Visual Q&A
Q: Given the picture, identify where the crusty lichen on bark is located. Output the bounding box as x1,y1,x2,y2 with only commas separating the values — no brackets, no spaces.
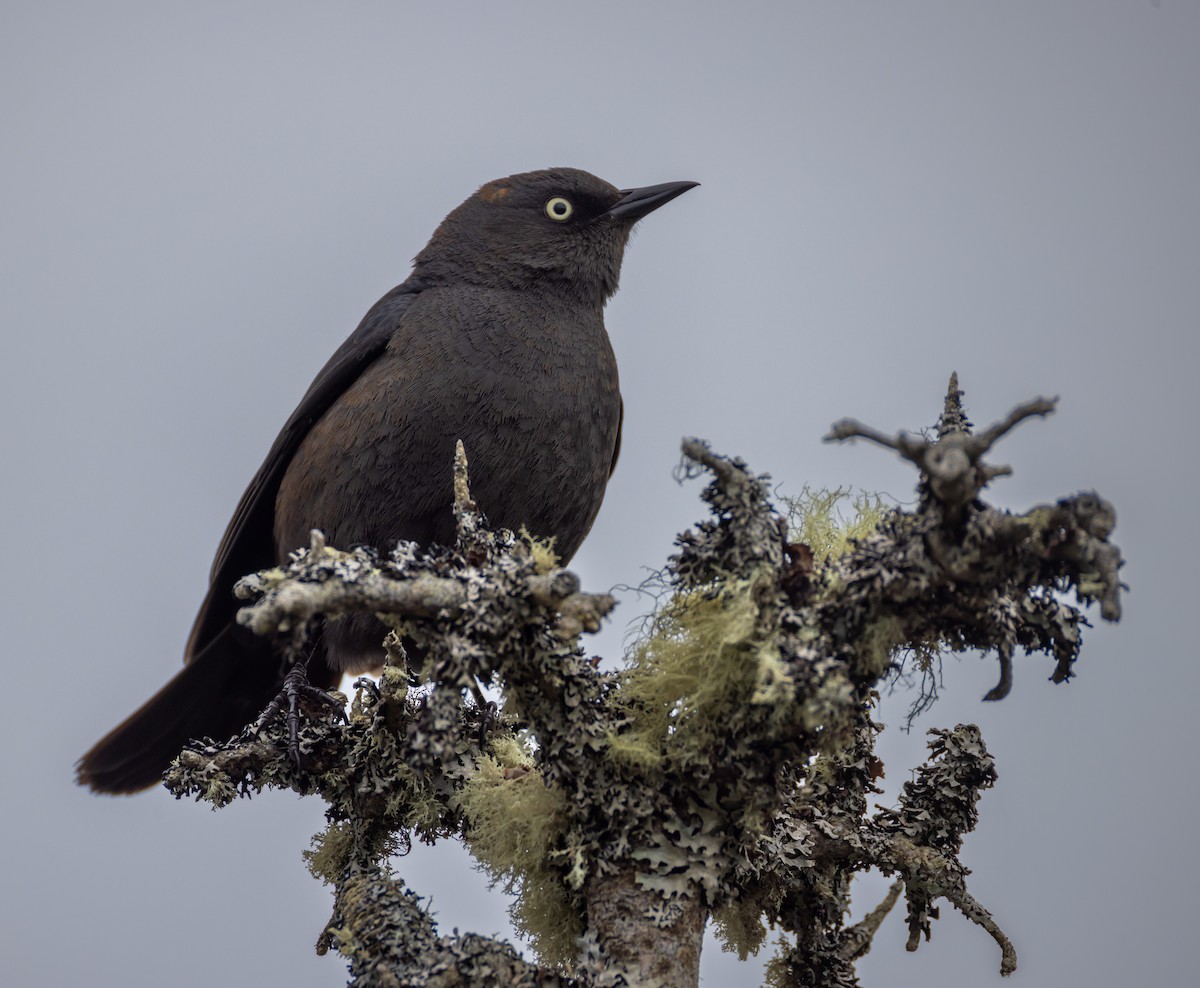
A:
164,376,1122,987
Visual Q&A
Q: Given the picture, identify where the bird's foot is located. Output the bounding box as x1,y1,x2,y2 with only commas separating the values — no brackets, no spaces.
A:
476,699,499,750
254,660,347,770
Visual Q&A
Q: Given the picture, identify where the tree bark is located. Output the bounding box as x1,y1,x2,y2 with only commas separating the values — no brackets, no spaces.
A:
587,868,706,987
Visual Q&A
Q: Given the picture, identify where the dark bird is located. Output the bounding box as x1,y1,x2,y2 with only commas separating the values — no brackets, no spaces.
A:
77,168,696,794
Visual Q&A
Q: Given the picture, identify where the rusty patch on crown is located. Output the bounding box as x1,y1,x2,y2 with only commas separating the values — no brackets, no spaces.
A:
479,180,511,204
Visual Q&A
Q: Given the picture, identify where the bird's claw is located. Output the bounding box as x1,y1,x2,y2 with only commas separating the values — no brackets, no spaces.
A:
476,699,498,750
353,675,380,697
255,660,347,770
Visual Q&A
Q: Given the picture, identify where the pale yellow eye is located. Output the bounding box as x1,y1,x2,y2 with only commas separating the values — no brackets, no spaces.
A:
545,196,573,221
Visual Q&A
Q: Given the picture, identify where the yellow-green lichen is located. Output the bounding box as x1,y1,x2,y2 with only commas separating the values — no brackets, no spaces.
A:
782,487,889,563
854,614,907,679
712,898,770,960
457,736,580,966
609,488,891,772
304,820,407,886
518,527,560,574
305,821,358,885
609,569,786,770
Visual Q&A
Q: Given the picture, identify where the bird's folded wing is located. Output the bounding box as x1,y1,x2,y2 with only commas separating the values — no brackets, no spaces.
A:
183,280,426,663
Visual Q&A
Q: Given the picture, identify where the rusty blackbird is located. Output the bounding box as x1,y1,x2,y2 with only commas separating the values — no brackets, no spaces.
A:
77,167,696,793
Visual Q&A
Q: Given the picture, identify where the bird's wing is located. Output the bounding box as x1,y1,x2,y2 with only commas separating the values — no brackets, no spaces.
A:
184,280,425,662
609,396,624,478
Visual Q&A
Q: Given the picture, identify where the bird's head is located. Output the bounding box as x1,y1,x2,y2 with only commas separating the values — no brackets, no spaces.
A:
414,167,697,306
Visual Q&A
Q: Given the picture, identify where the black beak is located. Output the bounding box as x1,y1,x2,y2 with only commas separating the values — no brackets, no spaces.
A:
604,180,699,222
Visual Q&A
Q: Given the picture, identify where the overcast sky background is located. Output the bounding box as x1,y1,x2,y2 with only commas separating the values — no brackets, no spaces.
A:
3,2,1197,986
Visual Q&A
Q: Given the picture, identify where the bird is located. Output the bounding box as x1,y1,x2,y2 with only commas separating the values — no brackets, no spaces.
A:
77,167,697,794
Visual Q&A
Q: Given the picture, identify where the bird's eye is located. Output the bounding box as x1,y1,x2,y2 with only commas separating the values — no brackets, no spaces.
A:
545,196,574,222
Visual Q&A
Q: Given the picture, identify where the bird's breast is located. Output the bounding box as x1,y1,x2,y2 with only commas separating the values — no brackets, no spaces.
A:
274,285,622,566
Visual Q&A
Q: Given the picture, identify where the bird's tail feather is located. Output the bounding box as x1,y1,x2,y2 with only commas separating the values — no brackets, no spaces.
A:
75,627,283,794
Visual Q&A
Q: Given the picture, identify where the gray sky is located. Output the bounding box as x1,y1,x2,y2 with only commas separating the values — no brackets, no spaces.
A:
3,2,1197,985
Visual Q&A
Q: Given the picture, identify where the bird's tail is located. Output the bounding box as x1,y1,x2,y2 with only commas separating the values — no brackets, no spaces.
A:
76,627,285,794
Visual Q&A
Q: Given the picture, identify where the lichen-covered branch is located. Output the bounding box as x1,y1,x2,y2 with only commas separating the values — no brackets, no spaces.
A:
164,377,1122,987
235,533,613,646
839,881,903,963
321,868,582,988
825,373,1056,517
867,725,1015,976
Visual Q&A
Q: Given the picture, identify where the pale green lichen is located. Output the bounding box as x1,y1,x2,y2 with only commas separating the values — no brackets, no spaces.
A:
518,526,561,574
855,614,907,679
763,934,797,988
712,898,771,960
304,823,352,885
782,487,889,564
457,735,580,967
608,569,785,770
610,488,888,772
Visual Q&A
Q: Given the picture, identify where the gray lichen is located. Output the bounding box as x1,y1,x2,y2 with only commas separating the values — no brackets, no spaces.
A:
164,380,1123,987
